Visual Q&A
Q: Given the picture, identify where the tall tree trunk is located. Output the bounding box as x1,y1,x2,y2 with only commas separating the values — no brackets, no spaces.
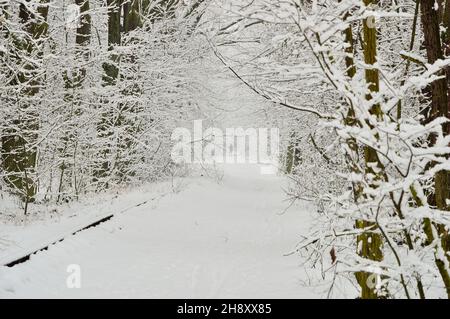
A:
103,0,121,85
124,0,142,33
75,0,91,80
58,0,92,202
355,0,384,299
420,0,450,298
437,1,450,212
1,0,49,209
96,0,122,184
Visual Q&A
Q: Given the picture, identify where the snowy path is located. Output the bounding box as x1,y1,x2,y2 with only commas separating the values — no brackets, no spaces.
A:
0,164,317,298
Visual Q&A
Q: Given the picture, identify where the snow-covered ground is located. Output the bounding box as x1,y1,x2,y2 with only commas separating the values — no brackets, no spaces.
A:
0,54,326,299
0,163,319,298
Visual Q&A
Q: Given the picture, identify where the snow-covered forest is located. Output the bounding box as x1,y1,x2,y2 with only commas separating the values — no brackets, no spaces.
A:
0,0,450,299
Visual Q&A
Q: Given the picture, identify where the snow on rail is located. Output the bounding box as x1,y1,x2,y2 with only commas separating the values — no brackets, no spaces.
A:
0,193,165,268
1,213,114,268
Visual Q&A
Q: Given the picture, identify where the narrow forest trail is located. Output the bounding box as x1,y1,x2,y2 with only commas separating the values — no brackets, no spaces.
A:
0,164,318,298
0,56,322,299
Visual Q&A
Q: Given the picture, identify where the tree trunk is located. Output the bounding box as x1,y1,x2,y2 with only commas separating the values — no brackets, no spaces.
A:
103,0,121,85
420,0,450,298
124,0,142,33
1,0,49,208
354,0,384,299
437,0,450,214
75,0,91,78
57,0,92,202
96,0,122,184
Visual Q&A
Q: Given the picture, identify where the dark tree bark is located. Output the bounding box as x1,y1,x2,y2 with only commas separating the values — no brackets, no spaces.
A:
57,0,92,202
1,0,49,209
75,0,91,47
103,0,121,85
64,0,91,88
354,0,384,300
420,0,450,298
96,0,122,184
124,0,142,33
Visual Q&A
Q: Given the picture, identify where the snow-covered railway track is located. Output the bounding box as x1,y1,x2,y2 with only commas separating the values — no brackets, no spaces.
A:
3,214,114,268
1,193,165,268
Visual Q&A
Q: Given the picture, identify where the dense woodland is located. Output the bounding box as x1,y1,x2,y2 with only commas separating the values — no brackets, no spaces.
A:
1,0,450,298
0,0,207,208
